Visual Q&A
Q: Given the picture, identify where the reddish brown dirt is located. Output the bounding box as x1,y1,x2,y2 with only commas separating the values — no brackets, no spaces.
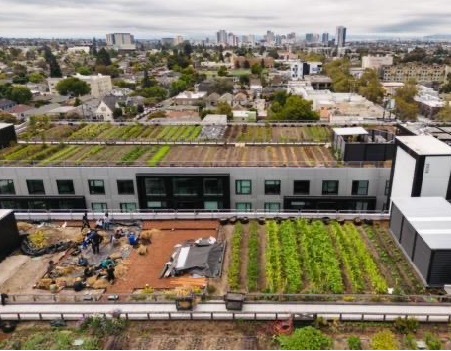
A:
106,220,219,293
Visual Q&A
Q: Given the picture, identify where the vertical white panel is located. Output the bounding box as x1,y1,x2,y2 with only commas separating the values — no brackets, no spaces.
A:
391,147,416,199
421,156,451,197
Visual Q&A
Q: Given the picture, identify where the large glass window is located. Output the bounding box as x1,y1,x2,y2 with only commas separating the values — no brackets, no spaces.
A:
294,180,310,195
145,178,166,196
173,178,198,196
265,180,281,195
204,201,221,210
88,180,105,195
264,202,281,212
56,180,75,195
92,202,107,212
203,178,223,195
120,203,137,212
27,179,45,195
147,201,166,209
236,202,252,212
236,180,252,195
322,180,338,195
0,179,15,195
117,180,134,195
352,180,369,196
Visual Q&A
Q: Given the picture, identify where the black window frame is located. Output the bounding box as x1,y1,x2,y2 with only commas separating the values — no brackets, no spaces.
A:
352,180,369,196
322,180,339,195
236,202,252,211
117,179,135,195
293,180,310,195
236,179,252,195
27,179,45,195
145,178,166,196
0,179,15,195
91,202,108,212
88,179,105,195
203,178,223,196
56,179,75,195
265,180,281,195
264,202,281,212
120,202,137,212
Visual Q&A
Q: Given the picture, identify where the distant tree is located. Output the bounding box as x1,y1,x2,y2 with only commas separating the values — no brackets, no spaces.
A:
137,104,144,113
267,49,279,59
28,72,45,83
8,86,33,104
91,37,97,56
74,97,81,107
215,101,233,120
141,69,151,88
259,46,266,55
77,66,92,76
251,63,263,75
183,42,193,58
394,81,419,121
239,74,250,86
96,48,112,66
270,95,319,121
358,69,384,104
436,101,451,122
217,66,228,77
55,77,91,97
243,60,250,69
43,46,62,77
113,108,123,119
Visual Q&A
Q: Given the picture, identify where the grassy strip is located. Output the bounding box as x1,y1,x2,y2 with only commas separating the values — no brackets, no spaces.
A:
75,145,105,164
228,222,243,291
148,146,171,166
247,222,260,292
39,145,80,165
120,146,149,164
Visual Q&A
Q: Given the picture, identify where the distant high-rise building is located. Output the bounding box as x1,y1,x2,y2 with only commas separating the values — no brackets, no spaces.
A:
321,33,329,45
266,30,275,44
305,33,314,43
106,33,136,50
287,32,296,40
174,36,184,46
216,30,227,45
336,26,347,47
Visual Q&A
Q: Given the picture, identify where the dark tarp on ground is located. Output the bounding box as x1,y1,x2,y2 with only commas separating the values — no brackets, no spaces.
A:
171,242,224,278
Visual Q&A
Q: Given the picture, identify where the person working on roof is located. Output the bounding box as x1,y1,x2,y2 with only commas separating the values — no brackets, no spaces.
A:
81,211,90,232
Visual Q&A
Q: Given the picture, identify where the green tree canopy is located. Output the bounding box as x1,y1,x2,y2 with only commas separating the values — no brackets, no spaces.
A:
270,95,319,121
278,327,333,350
55,77,91,97
95,48,112,66
28,72,46,84
370,330,400,350
217,66,228,77
394,81,419,121
251,63,263,75
436,101,451,121
43,46,62,78
358,69,384,104
8,86,33,104
215,101,233,120
77,66,93,76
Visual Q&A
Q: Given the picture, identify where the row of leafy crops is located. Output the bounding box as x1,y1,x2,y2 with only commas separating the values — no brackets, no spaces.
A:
148,146,171,166
229,220,390,294
228,222,243,291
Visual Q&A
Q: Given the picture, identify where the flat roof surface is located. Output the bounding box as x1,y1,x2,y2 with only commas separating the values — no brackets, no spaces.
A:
396,135,451,155
0,209,12,220
392,197,451,249
333,127,368,136
0,122,13,129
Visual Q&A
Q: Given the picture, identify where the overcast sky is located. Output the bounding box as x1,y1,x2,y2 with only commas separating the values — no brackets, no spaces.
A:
0,0,450,38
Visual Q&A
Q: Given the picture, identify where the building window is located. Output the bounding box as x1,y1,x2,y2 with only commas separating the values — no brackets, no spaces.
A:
0,179,15,195
145,178,166,196
88,180,105,195
92,202,107,212
27,179,45,195
265,180,281,195
204,201,221,210
294,180,310,195
352,180,369,196
117,180,134,195
56,180,75,195
264,202,281,212
384,180,390,196
236,180,251,195
236,202,252,212
204,178,223,195
147,201,166,209
355,201,369,211
173,178,198,196
322,180,338,195
120,202,137,212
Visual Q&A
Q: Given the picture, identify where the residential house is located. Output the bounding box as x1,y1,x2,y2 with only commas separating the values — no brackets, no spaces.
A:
0,99,17,112
232,110,257,122
173,91,206,106
48,73,113,98
232,92,249,107
218,93,233,106
8,104,33,120
95,95,120,121
205,92,220,108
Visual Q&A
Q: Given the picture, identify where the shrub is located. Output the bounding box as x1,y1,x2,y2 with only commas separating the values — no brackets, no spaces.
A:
425,333,442,350
347,336,362,350
393,317,419,334
404,334,418,350
370,330,400,350
278,326,333,350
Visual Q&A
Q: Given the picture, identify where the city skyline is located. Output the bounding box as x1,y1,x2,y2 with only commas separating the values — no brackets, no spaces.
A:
0,0,450,39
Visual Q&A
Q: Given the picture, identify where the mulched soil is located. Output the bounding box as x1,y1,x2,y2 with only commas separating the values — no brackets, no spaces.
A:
106,220,219,293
